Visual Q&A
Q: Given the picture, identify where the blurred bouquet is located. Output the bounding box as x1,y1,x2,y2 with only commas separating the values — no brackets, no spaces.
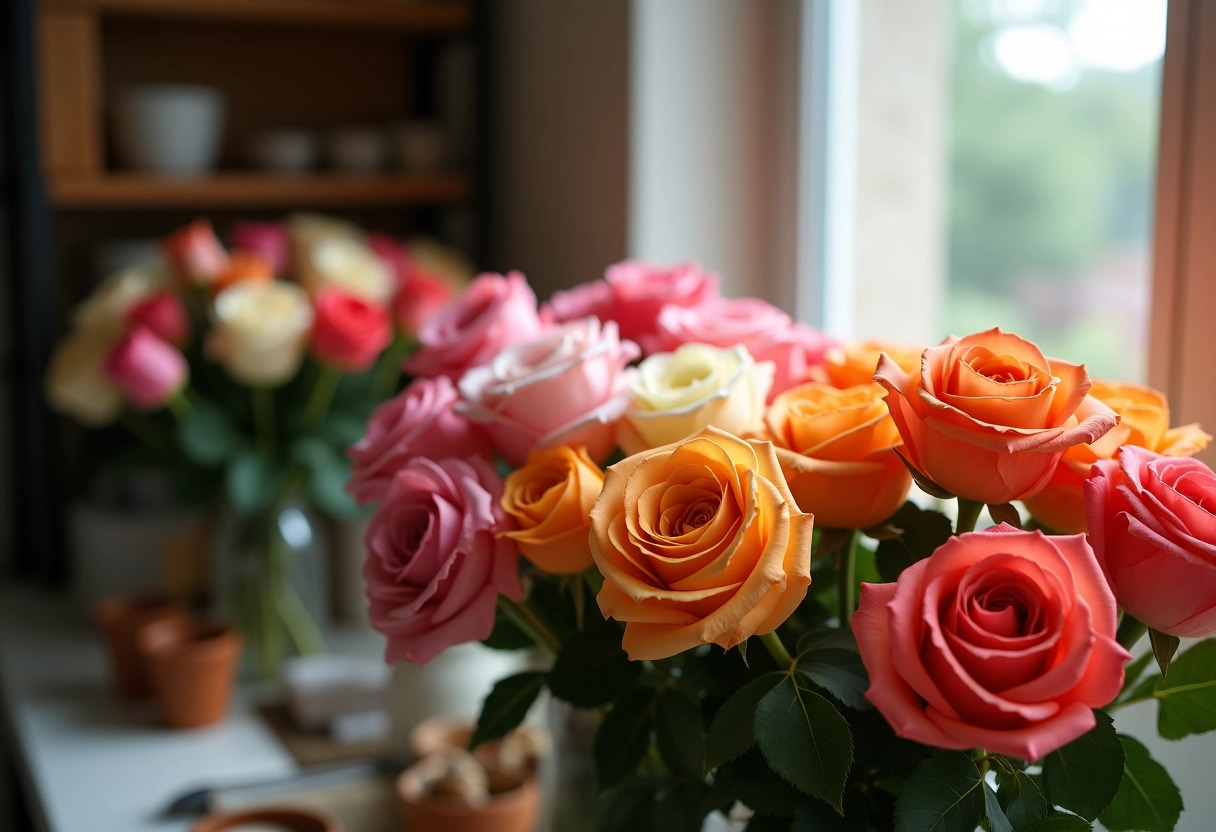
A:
46,215,465,676
352,263,1216,832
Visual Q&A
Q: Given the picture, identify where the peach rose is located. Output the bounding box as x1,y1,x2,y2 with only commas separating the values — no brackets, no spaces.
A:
766,382,912,529
873,329,1118,505
501,445,604,575
618,344,774,455
591,426,813,660
1024,380,1211,533
854,525,1129,760
817,340,922,389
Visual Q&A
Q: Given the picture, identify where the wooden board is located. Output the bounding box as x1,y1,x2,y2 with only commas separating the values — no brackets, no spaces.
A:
37,8,103,176
41,0,473,31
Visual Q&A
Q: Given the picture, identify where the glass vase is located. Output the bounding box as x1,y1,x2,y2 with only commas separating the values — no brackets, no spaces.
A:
212,499,329,679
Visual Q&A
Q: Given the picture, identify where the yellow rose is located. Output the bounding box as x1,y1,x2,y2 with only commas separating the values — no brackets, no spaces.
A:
1024,379,1212,533
617,344,773,455
45,325,124,426
591,426,813,660
501,445,604,574
766,382,912,529
207,281,314,387
299,237,394,306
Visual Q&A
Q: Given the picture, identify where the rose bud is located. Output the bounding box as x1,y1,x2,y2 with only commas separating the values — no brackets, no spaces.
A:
126,291,190,346
104,327,189,410
311,287,392,372
162,219,228,286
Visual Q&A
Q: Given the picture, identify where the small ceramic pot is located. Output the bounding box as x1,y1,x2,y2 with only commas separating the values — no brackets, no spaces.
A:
397,767,540,832
190,806,342,832
93,593,189,700
327,126,388,173
137,617,242,729
391,121,447,173
247,128,320,174
112,84,226,176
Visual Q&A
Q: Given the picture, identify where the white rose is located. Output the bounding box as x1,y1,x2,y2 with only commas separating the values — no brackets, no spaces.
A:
299,238,394,306
73,265,168,337
45,325,124,426
207,281,314,387
617,343,774,454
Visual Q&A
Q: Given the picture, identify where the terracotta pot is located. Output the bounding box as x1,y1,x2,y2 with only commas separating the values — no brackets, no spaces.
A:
190,806,342,832
397,767,540,832
93,593,189,699
137,617,243,729
409,716,474,759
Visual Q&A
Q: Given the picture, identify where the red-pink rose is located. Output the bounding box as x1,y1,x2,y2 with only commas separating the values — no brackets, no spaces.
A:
457,317,640,466
406,271,544,380
162,220,228,286
104,328,188,410
126,291,190,347
854,525,1129,760
394,264,456,337
347,375,492,505
363,456,522,665
230,222,291,275
311,288,392,372
652,297,836,400
543,262,720,353
1085,446,1216,637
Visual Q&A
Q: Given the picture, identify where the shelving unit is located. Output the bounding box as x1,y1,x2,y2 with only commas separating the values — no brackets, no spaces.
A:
42,0,473,30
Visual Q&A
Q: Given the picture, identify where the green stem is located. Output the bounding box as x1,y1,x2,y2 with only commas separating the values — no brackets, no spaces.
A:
370,332,413,399
120,410,168,450
956,497,984,535
972,748,990,777
164,390,193,419
582,567,605,597
836,531,858,629
497,596,563,655
759,630,795,671
268,520,325,656
303,365,342,429
252,387,277,456
1116,614,1148,651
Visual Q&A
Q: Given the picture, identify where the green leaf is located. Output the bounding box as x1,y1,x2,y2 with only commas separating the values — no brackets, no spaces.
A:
548,631,641,708
800,648,871,710
291,437,359,519
1015,815,1093,831
994,763,1048,827
649,779,708,832
984,782,1015,832
893,752,985,832
480,611,535,651
469,671,546,749
178,400,243,465
1042,710,1123,820
226,449,285,514
713,749,806,817
593,688,655,792
705,672,785,772
1142,639,1216,739
1099,734,1183,832
654,688,705,776
753,672,853,813
1149,629,1182,681
874,502,953,582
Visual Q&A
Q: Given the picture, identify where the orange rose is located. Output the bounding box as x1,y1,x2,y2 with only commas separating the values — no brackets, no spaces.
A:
500,445,604,574
590,426,813,660
766,382,912,529
1024,380,1211,532
211,251,273,296
873,328,1118,505
817,340,922,389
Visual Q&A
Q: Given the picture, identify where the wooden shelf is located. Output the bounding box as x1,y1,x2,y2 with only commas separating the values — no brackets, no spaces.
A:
40,0,473,31
49,171,474,208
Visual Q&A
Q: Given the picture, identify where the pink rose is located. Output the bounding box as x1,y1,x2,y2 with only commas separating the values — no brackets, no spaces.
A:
230,222,291,275
405,271,544,381
363,456,523,665
543,262,720,353
457,317,640,466
652,297,836,399
854,525,1129,761
394,264,456,337
1085,446,1216,637
347,376,492,505
104,328,188,410
126,291,190,347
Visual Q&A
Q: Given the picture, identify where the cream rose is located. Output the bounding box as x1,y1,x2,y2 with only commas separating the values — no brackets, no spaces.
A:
617,344,774,455
207,281,314,387
300,237,395,306
73,266,168,338
45,325,124,425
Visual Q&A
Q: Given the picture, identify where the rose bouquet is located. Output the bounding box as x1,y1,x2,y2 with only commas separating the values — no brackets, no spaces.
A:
46,216,460,676
350,262,1216,832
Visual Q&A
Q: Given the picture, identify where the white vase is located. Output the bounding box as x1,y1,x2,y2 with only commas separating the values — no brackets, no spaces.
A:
112,84,226,176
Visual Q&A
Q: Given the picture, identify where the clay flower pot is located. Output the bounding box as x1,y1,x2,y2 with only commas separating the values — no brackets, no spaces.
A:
409,716,474,759
190,806,341,832
137,618,243,729
93,593,188,699
397,767,540,832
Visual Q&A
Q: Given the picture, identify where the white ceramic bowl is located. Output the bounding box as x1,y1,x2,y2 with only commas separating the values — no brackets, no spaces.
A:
327,126,388,173
112,84,226,176
392,120,448,173
247,128,320,174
